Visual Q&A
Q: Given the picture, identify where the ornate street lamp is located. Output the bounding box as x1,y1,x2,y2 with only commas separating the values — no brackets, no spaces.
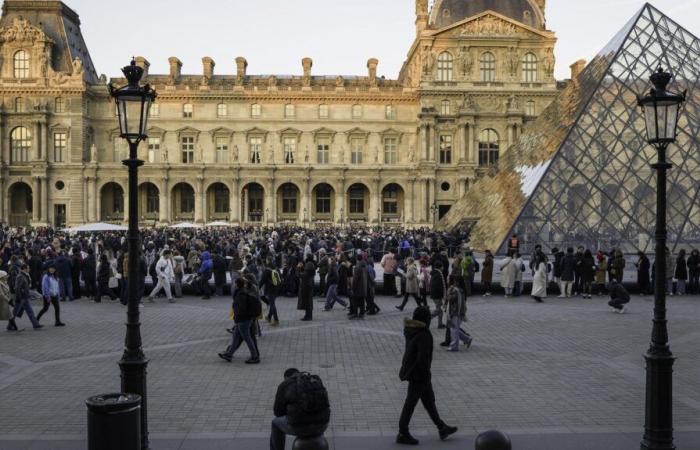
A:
637,67,685,450
109,59,157,450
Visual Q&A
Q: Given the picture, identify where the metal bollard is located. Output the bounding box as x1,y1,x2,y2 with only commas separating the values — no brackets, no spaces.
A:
475,430,512,450
292,435,330,450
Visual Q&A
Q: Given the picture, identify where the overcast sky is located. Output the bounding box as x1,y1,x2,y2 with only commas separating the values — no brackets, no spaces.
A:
28,0,700,80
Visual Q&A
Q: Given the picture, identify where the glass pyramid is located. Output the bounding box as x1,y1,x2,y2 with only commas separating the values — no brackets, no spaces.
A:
441,3,700,256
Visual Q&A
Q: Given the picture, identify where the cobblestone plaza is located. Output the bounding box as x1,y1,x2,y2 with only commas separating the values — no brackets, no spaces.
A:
1,293,699,449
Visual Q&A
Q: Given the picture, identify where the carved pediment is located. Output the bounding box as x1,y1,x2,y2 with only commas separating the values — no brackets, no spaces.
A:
380,128,404,143
147,126,167,137
245,127,269,141
278,127,302,142
176,126,201,139
0,17,52,44
311,127,337,142
210,126,234,136
345,127,370,143
433,11,551,39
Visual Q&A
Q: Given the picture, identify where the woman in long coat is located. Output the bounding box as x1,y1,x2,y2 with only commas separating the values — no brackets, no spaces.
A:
297,257,315,321
531,255,547,303
481,250,494,296
499,254,517,297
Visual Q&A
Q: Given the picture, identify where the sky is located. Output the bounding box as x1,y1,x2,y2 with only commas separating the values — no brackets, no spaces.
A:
15,0,700,80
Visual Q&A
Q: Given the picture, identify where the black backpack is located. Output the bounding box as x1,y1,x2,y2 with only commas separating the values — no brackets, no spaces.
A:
293,372,329,417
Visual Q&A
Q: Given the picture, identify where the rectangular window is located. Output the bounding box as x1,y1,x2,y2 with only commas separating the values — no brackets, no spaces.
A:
351,138,363,164
349,188,365,214
249,137,262,164
147,137,160,163
525,101,536,116
316,193,331,214
439,135,452,164
251,104,262,118
352,105,362,119
441,100,451,115
214,189,229,214
53,132,67,163
183,104,193,118
284,137,296,164
149,103,160,118
383,190,398,215
215,136,229,163
217,103,227,118
317,139,330,164
15,98,23,113
319,104,329,119
146,186,159,214
285,104,295,118
181,136,195,163
385,105,396,120
383,137,398,164
55,98,65,113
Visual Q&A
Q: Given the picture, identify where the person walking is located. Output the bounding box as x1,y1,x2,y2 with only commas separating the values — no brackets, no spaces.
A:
12,264,41,329
445,276,472,351
580,249,595,299
260,259,281,326
218,277,261,364
675,249,688,296
397,306,458,445
429,261,447,329
317,249,329,298
297,256,315,321
531,254,548,303
687,249,700,295
559,248,576,298
1,270,19,332
147,250,175,303
499,252,517,297
396,257,421,311
381,249,398,296
54,251,73,302
70,249,83,300
349,255,368,320
665,247,675,295
573,246,585,296
95,253,117,303
37,264,65,327
636,251,651,295
513,252,525,297
172,250,185,298
481,250,494,296
324,257,348,311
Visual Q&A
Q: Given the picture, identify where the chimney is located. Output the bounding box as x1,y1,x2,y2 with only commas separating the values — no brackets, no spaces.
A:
570,59,586,81
302,57,313,89
367,58,379,87
415,0,428,35
168,57,182,81
134,56,150,79
235,57,248,82
202,57,215,79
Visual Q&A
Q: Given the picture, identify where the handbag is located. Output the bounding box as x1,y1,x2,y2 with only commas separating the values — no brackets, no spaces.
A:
108,277,119,289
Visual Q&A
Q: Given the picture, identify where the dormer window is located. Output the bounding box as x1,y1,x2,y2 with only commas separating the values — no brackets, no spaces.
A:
13,50,30,79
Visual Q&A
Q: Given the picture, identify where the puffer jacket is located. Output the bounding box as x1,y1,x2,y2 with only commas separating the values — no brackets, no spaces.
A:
399,318,433,382
198,252,213,280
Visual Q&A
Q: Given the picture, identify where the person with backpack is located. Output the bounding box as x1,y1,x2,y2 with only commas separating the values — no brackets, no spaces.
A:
397,306,457,445
218,277,261,364
270,368,330,450
260,259,281,326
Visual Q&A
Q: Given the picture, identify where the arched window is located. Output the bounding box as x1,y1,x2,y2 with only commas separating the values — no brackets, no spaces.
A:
480,52,496,82
478,129,500,166
441,99,451,115
437,51,454,81
10,127,32,163
13,50,30,79
522,53,538,82
14,97,24,113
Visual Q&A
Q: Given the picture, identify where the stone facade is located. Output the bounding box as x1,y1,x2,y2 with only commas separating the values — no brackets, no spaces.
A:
0,0,560,228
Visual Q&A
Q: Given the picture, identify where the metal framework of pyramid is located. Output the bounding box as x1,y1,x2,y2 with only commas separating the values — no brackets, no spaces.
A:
441,3,700,256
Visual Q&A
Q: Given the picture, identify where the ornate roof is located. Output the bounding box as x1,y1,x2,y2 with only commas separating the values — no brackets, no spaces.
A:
430,0,545,30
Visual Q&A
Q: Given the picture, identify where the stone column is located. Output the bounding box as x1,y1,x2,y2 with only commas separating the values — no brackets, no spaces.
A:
460,123,468,162
0,174,4,223
41,176,48,224
195,176,204,223
420,124,428,161
368,178,380,224
41,122,49,163
335,179,345,224
159,178,169,224
32,176,40,223
33,122,41,161
88,177,97,222
406,178,415,224
468,124,476,163
301,178,310,225
507,124,514,148
230,178,240,223
122,182,129,224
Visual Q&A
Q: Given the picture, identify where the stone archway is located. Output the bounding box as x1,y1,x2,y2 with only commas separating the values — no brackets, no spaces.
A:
242,182,265,223
206,182,230,221
277,182,300,223
312,183,335,222
100,182,124,222
346,183,369,222
8,182,32,227
138,182,159,222
171,182,195,222
381,183,404,223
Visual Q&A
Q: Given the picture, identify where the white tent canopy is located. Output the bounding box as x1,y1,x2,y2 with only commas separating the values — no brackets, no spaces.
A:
169,222,202,229
205,221,232,227
63,222,128,233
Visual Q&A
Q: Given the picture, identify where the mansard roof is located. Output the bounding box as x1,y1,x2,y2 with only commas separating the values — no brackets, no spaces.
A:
430,0,545,30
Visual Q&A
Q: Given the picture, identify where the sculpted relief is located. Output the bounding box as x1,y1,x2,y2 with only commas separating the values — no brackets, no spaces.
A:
459,15,519,37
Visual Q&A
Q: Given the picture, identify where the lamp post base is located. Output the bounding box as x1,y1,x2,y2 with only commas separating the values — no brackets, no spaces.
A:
119,358,149,450
641,352,675,450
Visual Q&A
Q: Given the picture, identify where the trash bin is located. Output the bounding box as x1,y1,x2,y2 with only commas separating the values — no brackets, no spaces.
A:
86,393,141,450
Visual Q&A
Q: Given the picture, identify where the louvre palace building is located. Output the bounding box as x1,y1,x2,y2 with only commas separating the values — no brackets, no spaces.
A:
0,0,562,228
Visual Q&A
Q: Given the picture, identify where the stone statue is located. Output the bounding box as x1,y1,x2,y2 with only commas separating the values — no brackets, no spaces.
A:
375,147,380,164
507,47,518,77
304,146,309,163
232,145,239,162
422,50,435,76
544,48,555,77
335,75,344,87
268,146,275,163
268,75,277,88
462,94,476,111
72,57,84,76
197,145,204,163
507,94,520,110
459,47,473,77
408,146,415,163
163,147,169,163
90,144,97,163
39,51,48,77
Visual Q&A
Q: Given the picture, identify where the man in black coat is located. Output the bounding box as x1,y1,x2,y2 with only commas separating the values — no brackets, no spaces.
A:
13,264,41,329
608,280,631,313
270,368,330,450
397,306,457,445
212,251,227,297
82,249,96,299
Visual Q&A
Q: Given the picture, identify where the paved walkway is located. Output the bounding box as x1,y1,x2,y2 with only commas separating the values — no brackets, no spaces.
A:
1,292,699,449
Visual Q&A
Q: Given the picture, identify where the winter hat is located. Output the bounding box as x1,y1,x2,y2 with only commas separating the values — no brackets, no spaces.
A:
412,306,431,328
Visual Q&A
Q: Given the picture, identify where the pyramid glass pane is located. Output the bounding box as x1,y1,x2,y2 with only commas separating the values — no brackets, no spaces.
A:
441,5,700,256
